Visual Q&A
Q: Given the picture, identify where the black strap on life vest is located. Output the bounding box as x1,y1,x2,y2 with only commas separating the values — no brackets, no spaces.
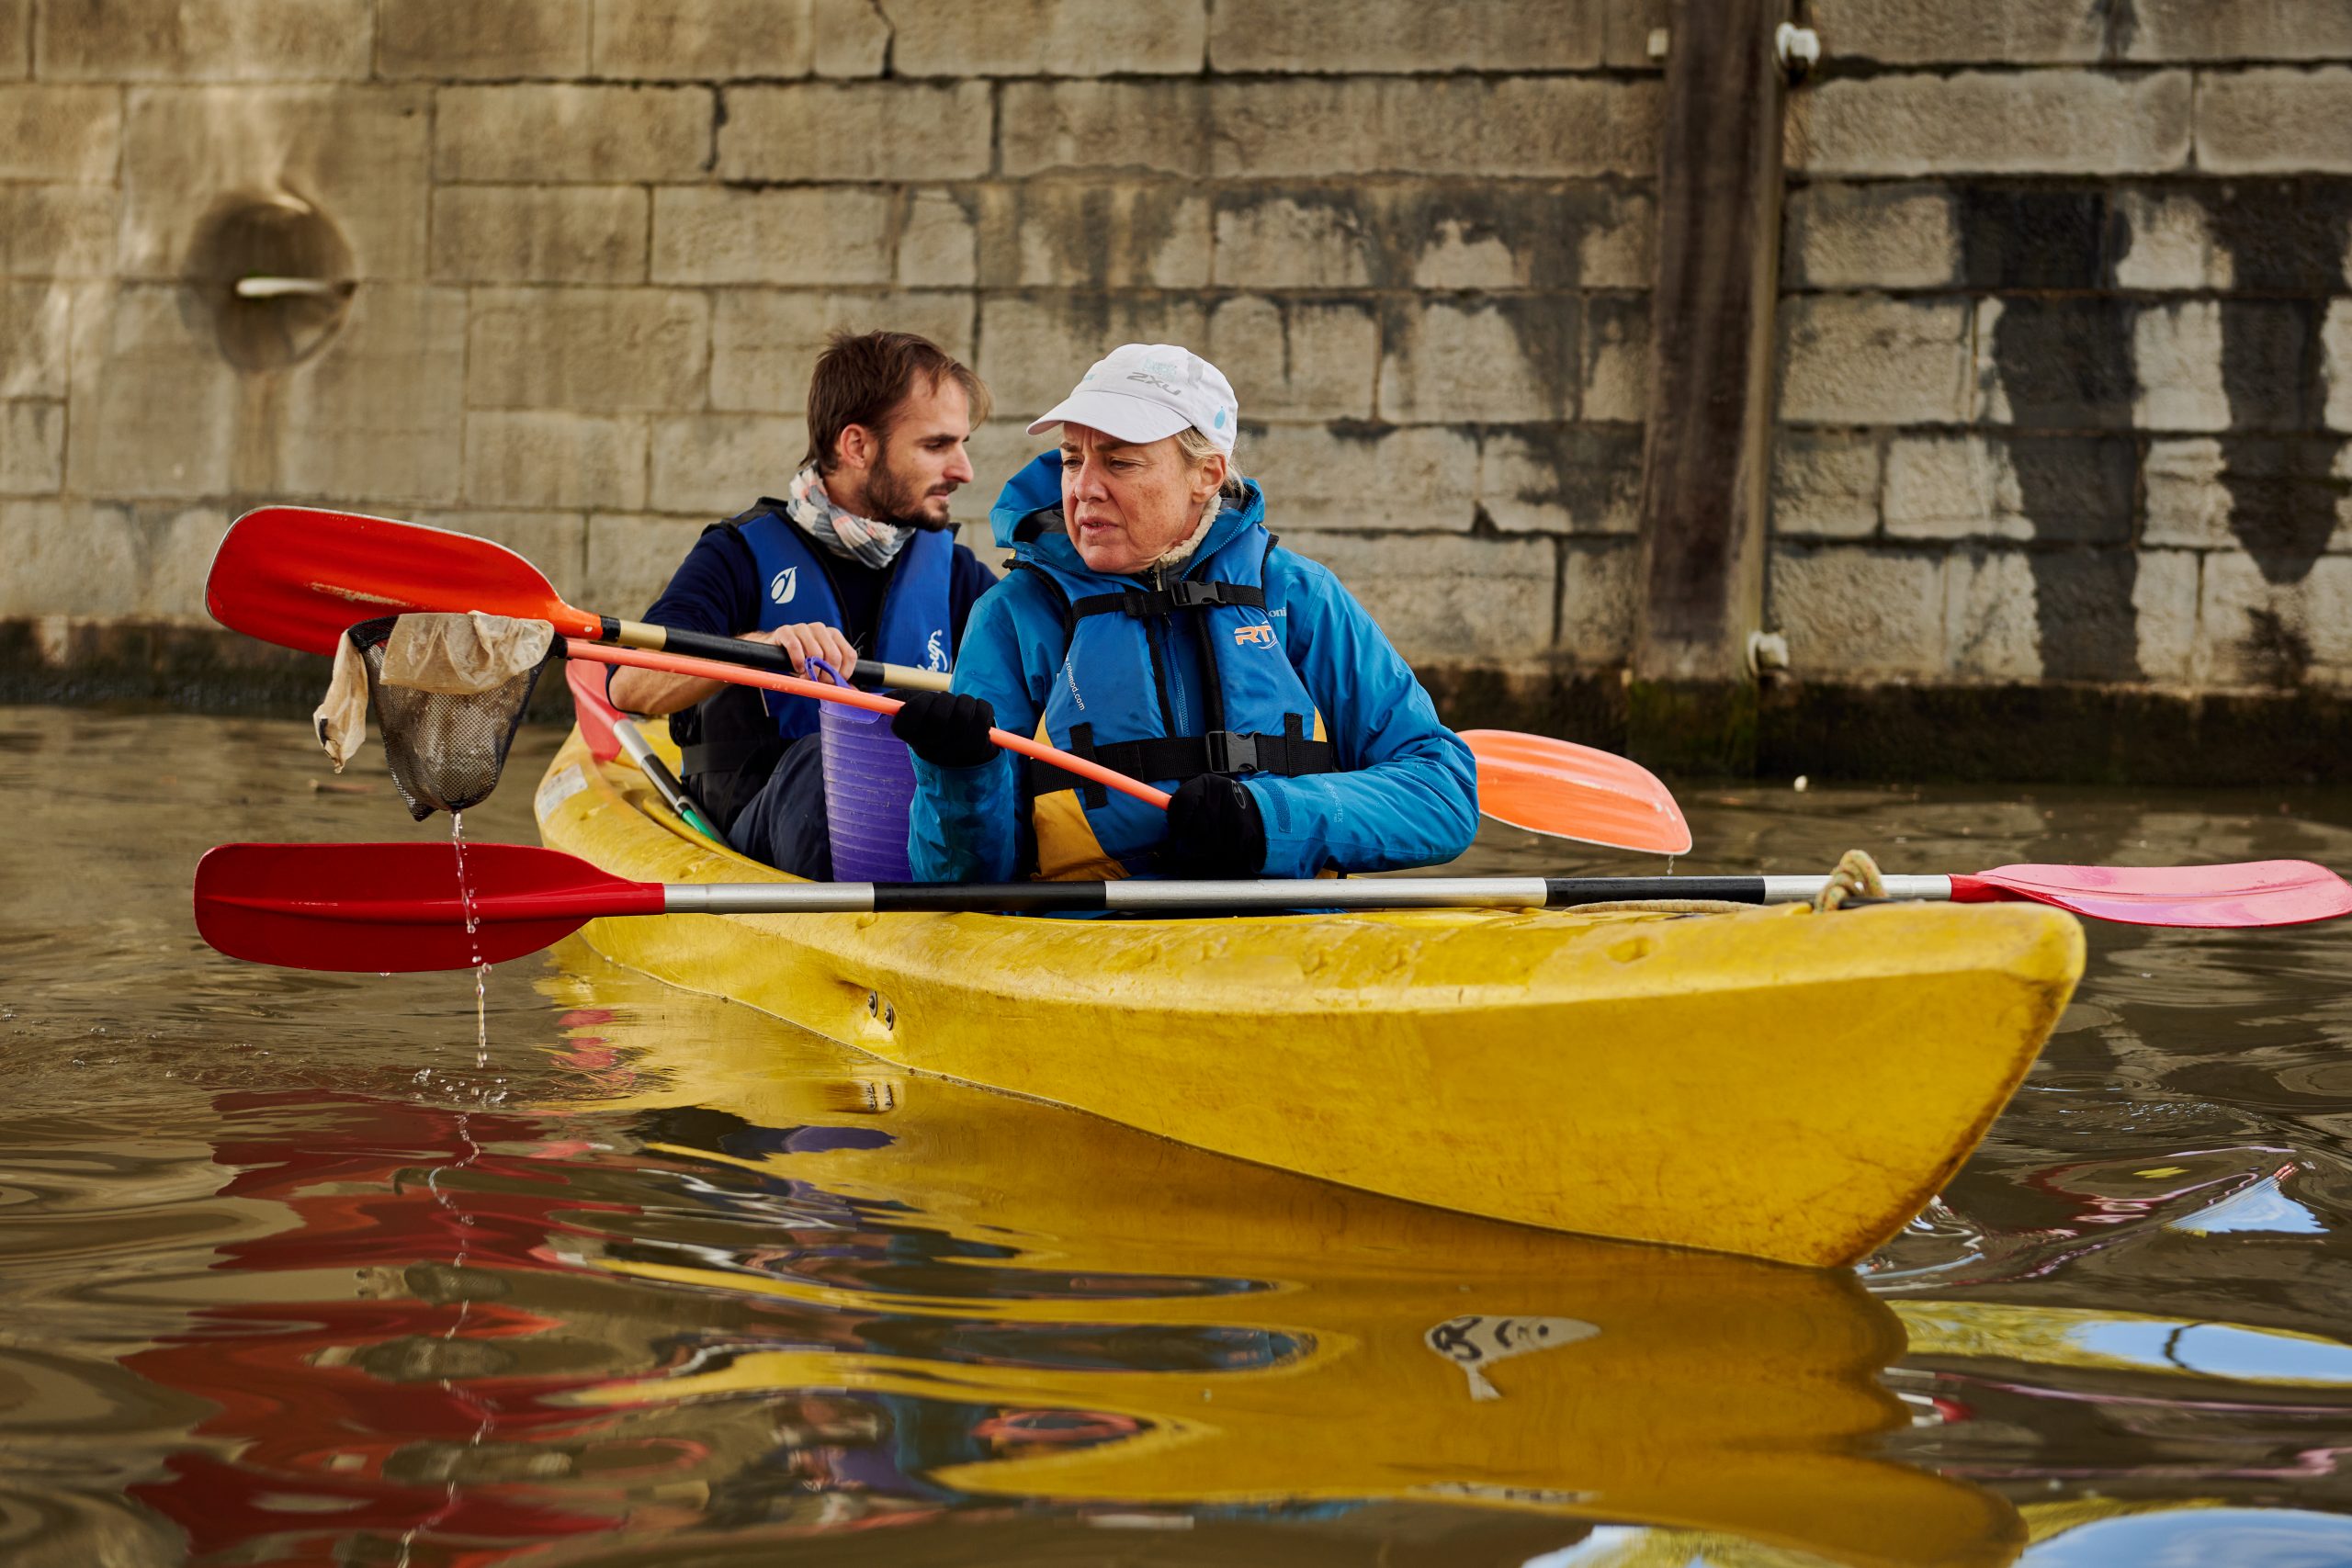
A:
1025,711,1335,807
1069,581,1266,620
1008,549,1328,805
681,733,788,778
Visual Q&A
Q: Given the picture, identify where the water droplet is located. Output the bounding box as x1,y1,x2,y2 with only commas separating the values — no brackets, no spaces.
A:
449,813,494,1066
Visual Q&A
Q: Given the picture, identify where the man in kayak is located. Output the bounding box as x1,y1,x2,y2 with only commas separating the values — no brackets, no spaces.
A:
889,344,1479,882
608,330,1000,875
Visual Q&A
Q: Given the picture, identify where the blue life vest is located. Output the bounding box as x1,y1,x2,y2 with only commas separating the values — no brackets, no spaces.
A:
736,508,956,742
1014,514,1334,881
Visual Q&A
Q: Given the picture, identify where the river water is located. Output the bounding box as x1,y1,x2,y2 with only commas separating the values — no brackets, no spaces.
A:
5,702,2351,1567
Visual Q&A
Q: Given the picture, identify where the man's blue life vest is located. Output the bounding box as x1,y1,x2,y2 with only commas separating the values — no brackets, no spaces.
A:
736,508,955,741
1012,513,1335,881
679,505,955,822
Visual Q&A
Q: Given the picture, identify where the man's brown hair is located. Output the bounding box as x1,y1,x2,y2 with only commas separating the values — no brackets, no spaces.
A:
803,330,990,475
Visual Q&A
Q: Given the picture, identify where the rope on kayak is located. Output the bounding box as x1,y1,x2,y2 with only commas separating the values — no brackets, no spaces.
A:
1810,848,1888,912
1575,850,1889,918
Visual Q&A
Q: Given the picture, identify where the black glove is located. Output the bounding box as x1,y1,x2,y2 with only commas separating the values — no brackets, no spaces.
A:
890,691,998,769
1163,774,1266,878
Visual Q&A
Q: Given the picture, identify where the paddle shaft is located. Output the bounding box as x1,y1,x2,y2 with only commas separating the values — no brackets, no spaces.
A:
597,615,949,693
569,640,1174,810
658,874,1963,914
609,717,730,848
261,873,1959,922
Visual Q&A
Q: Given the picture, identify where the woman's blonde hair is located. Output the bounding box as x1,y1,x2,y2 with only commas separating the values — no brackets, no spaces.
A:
1174,426,1245,528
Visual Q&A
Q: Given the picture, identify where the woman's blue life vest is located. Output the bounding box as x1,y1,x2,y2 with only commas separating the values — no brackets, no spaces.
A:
677,505,955,826
1007,484,1339,881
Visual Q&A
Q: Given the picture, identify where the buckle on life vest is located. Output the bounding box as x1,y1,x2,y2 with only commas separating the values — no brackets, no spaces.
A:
1166,579,1225,610
1204,730,1260,774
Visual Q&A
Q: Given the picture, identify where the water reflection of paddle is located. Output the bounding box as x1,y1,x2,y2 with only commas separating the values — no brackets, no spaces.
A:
533,951,2027,1568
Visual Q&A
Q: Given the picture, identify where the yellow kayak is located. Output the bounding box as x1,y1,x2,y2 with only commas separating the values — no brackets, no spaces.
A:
533,727,2084,1269
538,954,2027,1568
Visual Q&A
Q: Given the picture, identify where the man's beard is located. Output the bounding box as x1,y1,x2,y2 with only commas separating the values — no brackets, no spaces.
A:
860,446,954,530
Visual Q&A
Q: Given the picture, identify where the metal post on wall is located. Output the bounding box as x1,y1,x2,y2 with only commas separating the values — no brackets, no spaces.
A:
1629,0,1799,774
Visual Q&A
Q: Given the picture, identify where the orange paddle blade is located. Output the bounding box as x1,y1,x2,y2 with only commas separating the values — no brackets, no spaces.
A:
1461,730,1691,855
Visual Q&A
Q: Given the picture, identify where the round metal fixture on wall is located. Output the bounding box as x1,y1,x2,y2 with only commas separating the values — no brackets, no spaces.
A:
187,192,356,373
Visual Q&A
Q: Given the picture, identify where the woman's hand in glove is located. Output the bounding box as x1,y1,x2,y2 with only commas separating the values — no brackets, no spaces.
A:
1163,774,1266,878
889,691,999,769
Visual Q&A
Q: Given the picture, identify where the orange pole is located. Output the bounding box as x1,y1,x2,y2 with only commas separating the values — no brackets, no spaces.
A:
565,640,1173,810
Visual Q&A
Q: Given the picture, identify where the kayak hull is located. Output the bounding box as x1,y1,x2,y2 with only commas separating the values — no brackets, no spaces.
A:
534,731,2083,1268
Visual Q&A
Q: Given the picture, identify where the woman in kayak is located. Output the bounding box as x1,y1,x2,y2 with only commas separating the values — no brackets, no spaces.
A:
888,343,1479,882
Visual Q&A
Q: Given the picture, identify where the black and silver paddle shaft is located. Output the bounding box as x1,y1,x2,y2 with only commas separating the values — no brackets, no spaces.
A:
666,875,1958,916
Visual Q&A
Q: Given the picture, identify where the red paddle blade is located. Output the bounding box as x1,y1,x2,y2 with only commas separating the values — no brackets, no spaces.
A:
195,841,664,972
564,659,623,762
1460,730,1692,856
207,506,598,657
1953,861,2352,928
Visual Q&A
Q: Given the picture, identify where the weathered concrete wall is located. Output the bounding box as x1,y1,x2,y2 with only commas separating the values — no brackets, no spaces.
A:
1775,2,2352,695
9,1,2352,777
0,0,1665,689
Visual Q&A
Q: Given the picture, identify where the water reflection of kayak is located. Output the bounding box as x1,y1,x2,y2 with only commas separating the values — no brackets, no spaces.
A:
533,725,2083,1269
536,957,2027,1568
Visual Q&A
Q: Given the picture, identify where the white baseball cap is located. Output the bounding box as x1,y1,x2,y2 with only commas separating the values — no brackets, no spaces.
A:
1025,344,1238,456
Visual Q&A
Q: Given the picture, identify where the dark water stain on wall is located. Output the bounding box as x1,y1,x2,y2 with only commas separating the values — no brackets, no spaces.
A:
1955,186,2129,293
1208,181,1649,295
992,183,1205,290
2003,435,2137,543
1374,183,1639,293
2091,0,2138,60
1956,185,2143,680
1483,423,1644,531
1377,293,1579,421
2198,178,2352,587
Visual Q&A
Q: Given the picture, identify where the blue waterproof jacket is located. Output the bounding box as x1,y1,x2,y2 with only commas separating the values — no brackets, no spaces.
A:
907,452,1480,883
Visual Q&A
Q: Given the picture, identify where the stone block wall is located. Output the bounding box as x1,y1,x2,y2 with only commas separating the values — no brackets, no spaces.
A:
9,0,2352,743
1774,1,2352,693
0,0,1666,680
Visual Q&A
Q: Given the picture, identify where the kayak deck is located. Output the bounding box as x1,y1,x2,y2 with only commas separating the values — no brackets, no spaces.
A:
534,728,2084,1268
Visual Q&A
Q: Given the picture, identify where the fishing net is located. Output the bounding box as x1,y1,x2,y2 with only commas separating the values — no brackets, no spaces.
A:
314,612,556,819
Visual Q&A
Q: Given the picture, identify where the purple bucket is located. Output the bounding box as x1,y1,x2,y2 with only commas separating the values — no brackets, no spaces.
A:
811,660,917,882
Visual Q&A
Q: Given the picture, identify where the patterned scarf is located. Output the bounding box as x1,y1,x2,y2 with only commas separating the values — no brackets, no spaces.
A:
784,463,912,570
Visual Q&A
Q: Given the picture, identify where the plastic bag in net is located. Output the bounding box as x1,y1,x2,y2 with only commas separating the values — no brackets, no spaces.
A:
340,613,555,819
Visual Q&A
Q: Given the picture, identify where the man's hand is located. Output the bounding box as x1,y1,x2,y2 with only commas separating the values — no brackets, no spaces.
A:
891,691,999,769
612,621,861,715
752,622,860,681
1163,775,1266,877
